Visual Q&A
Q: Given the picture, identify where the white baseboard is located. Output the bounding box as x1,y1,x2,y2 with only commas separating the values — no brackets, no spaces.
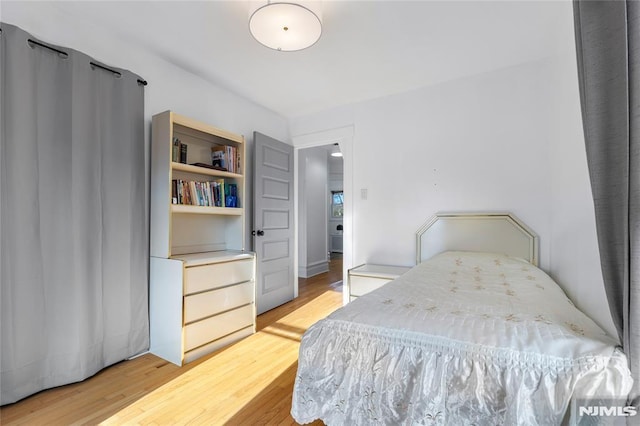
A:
298,260,329,278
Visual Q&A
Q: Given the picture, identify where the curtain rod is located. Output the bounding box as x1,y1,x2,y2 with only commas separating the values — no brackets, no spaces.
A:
90,61,148,86
21,36,148,86
28,38,68,57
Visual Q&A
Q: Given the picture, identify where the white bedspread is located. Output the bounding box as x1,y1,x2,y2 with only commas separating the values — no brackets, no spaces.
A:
291,251,633,425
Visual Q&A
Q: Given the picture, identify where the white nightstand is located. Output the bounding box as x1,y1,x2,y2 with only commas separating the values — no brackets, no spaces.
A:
348,264,411,301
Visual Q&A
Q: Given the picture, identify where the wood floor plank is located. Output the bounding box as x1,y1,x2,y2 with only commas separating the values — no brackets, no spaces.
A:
1,254,343,425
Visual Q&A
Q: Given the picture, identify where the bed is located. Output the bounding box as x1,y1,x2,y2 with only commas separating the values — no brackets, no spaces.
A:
291,213,633,425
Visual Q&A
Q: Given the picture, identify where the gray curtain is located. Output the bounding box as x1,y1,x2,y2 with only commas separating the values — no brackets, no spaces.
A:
0,23,149,404
573,0,639,407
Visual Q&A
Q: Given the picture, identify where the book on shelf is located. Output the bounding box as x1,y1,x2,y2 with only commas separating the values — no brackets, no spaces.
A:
211,144,240,174
179,142,188,164
226,146,235,174
211,145,227,170
215,178,225,207
189,162,227,171
171,179,178,204
225,183,238,208
172,138,181,163
171,178,236,208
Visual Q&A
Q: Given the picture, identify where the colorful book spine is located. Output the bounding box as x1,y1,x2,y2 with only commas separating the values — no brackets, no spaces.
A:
172,178,242,208
225,183,238,208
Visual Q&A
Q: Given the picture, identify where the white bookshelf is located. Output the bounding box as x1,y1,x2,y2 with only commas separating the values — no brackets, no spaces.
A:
149,110,255,366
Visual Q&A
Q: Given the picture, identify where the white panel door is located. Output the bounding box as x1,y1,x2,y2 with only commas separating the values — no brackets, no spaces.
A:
253,132,295,314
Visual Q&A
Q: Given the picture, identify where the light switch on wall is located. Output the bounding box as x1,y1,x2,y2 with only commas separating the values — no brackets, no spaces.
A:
361,188,368,200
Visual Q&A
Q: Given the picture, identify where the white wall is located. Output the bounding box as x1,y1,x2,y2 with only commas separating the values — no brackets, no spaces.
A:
292,59,553,268
298,146,329,277
290,54,616,337
2,2,290,251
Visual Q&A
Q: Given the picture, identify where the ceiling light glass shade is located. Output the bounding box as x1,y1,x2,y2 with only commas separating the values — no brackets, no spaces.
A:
331,144,342,157
249,2,322,51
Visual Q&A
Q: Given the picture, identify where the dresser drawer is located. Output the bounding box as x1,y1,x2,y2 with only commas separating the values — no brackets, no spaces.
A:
184,304,254,351
183,326,254,364
350,275,392,297
184,281,254,324
184,259,254,295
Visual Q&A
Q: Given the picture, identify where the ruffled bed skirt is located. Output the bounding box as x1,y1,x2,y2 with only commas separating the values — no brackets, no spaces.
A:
291,320,632,425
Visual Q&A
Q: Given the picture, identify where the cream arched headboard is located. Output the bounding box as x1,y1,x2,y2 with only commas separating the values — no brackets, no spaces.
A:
416,212,539,266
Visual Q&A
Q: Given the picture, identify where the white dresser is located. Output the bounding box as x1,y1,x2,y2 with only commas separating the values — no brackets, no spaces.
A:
348,264,411,301
150,251,255,366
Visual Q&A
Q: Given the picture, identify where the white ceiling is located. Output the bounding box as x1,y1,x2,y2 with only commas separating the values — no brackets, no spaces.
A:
4,1,573,119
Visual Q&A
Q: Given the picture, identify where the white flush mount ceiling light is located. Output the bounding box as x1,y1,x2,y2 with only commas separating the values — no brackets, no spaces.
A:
331,143,342,157
249,1,322,51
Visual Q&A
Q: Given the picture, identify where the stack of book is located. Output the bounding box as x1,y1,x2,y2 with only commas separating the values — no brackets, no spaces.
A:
211,145,241,173
172,137,187,164
172,179,239,208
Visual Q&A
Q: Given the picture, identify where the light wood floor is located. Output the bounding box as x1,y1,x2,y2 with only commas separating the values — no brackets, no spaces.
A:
1,255,344,425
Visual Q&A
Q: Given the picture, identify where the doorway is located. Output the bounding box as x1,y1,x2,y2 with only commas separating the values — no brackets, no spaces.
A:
297,144,344,280
292,126,353,305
